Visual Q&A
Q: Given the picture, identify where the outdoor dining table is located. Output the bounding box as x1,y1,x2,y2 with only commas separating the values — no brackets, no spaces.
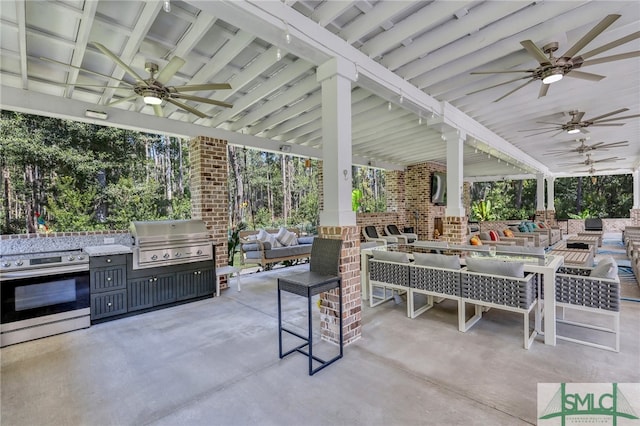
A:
359,242,565,346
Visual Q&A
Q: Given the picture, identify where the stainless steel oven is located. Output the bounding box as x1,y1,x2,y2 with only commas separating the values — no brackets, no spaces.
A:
0,249,90,347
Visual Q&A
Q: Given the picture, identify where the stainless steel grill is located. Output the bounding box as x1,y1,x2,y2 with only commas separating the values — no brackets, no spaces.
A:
129,219,213,270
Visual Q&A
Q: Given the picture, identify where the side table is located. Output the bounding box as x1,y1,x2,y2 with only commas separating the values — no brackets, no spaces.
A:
215,265,241,297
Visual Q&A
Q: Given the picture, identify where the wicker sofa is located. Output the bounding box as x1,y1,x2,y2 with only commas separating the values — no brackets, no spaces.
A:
239,228,315,268
368,252,539,348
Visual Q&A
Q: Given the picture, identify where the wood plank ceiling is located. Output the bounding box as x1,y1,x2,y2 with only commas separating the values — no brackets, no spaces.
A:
1,0,638,180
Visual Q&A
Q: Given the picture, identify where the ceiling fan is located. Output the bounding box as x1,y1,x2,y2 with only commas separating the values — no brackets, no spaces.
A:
544,138,629,155
558,153,623,167
467,14,640,102
519,108,640,137
41,42,232,119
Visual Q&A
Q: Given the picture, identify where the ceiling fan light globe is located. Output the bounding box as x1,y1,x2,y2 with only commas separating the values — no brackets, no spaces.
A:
143,95,162,105
567,127,581,134
542,70,563,84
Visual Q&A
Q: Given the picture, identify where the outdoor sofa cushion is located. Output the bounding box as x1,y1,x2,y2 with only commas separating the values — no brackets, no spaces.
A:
465,257,525,278
590,257,618,279
413,253,460,270
371,250,410,263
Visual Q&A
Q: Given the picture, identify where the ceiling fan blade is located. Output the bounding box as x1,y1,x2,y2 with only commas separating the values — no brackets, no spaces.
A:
594,157,621,163
107,95,138,106
589,123,625,127
470,69,535,74
520,40,551,65
171,93,233,109
40,57,134,85
594,113,640,123
599,141,629,148
155,56,186,85
522,129,559,137
582,51,640,67
538,83,549,98
579,31,640,59
494,79,534,102
574,111,586,122
586,108,628,122
466,76,531,96
50,82,126,89
536,121,564,125
565,70,605,81
165,98,210,119
171,83,232,92
91,42,147,84
590,142,606,148
153,105,163,118
519,126,560,132
562,14,620,58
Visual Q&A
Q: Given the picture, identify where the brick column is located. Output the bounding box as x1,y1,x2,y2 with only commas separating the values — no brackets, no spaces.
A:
463,182,471,216
190,136,229,289
317,160,324,212
535,210,546,222
545,210,556,226
443,216,467,245
386,170,406,225
631,209,640,225
318,225,361,345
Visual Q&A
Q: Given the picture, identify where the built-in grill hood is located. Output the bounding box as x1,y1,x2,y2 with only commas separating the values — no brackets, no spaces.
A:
129,219,213,269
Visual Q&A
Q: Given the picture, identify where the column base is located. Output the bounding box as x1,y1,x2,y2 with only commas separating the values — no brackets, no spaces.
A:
442,216,467,245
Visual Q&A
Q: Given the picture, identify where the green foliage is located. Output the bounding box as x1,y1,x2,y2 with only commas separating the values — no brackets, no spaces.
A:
471,199,495,221
46,176,98,232
567,209,594,219
228,222,248,265
352,189,363,212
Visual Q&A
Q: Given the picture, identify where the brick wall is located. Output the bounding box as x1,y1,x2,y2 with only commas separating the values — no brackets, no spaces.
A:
190,136,229,289
318,225,361,345
632,209,640,226
356,212,401,240
405,162,447,240
443,216,467,245
386,170,406,225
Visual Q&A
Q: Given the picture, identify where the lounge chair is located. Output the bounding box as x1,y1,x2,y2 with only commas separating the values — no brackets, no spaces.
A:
384,224,418,243
362,225,398,245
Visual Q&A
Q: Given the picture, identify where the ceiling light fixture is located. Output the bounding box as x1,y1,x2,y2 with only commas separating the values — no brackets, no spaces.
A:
163,1,171,13
85,110,108,120
388,101,392,111
354,64,359,81
276,48,282,61
399,93,404,104
567,125,581,134
541,68,563,84
141,89,163,105
284,24,291,44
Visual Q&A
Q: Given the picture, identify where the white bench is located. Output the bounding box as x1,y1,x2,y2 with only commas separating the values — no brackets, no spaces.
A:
216,265,241,297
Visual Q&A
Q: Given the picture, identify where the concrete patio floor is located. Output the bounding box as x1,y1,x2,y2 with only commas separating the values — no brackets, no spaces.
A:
2,248,639,425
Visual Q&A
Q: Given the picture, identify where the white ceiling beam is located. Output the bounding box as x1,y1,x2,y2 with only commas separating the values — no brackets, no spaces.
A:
209,59,314,127
172,14,218,58
15,0,27,88
311,1,355,28
265,108,321,138
362,1,477,59
382,1,526,71
339,1,412,45
250,91,321,135
231,73,318,130
65,1,99,98
99,2,163,105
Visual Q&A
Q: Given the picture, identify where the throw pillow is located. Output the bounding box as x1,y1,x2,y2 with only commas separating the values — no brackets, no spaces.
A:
488,230,499,241
530,222,538,229
537,222,546,229
371,250,410,263
503,229,514,238
470,236,482,246
413,253,461,270
256,229,281,249
479,231,491,241
275,227,288,241
465,258,525,278
590,257,618,280
518,224,528,233
278,230,299,247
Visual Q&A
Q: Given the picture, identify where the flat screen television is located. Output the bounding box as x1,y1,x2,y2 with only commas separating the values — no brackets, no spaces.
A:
431,171,446,205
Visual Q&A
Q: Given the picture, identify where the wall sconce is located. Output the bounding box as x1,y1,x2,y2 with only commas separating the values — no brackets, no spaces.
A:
343,169,349,180
591,175,597,184
279,144,291,153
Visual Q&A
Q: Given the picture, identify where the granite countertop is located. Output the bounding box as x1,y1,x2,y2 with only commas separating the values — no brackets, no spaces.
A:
83,244,132,256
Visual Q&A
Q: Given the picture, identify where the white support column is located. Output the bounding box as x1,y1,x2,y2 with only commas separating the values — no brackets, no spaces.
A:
317,57,357,226
546,176,555,211
536,173,545,211
634,170,640,209
443,129,465,218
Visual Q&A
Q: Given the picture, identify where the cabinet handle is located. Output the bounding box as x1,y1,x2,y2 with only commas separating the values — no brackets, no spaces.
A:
106,258,112,263
194,271,198,275
149,278,154,282
153,277,158,282
107,277,112,281
107,302,112,307
198,271,202,275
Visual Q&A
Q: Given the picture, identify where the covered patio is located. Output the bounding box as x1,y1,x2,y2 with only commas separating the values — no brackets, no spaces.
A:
2,234,639,425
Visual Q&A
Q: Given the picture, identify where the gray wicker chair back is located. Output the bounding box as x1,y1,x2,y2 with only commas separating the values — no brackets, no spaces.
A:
364,225,380,239
386,224,401,235
309,238,343,276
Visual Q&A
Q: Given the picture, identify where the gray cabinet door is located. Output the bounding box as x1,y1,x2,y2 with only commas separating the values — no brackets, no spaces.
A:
91,290,127,319
91,266,126,293
153,273,176,306
128,277,154,311
176,267,214,300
